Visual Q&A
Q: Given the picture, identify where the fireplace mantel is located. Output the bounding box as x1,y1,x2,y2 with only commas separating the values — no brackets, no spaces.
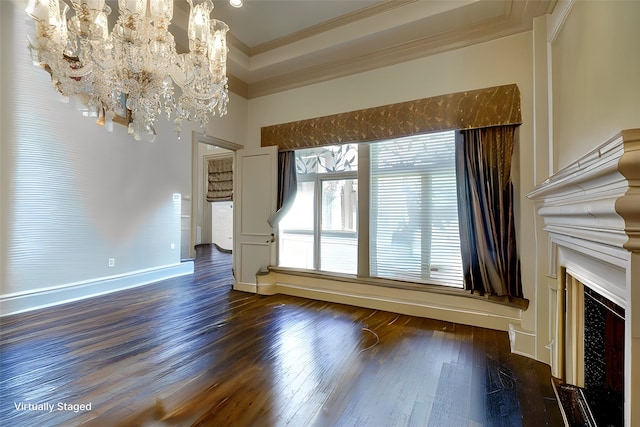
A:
527,129,639,426
527,128,640,251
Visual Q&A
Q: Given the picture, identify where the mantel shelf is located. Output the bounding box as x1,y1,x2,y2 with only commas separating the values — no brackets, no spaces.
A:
527,129,640,252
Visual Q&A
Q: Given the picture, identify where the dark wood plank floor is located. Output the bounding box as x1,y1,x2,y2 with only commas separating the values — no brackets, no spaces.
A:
0,245,563,427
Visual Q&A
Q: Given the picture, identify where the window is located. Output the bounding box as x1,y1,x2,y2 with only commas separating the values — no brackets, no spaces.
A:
370,131,462,286
278,131,462,287
279,145,358,274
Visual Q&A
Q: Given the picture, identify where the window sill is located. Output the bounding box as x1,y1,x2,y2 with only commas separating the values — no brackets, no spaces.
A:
267,266,529,311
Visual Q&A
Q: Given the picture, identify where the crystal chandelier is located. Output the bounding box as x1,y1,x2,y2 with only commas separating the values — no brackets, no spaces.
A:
25,0,232,141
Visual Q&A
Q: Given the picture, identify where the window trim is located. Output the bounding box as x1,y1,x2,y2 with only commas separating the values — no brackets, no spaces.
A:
282,165,358,272
315,173,358,272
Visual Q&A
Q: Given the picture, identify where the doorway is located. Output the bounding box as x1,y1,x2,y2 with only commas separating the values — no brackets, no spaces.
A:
191,133,243,260
203,152,233,251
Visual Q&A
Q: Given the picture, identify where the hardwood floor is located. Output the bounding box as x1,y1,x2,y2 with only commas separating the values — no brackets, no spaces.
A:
0,245,563,426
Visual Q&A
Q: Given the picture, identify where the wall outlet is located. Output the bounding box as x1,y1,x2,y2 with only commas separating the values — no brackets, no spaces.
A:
108,258,115,267
170,243,175,250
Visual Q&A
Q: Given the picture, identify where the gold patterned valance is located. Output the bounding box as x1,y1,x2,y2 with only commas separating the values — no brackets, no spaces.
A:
207,157,233,202
261,84,521,150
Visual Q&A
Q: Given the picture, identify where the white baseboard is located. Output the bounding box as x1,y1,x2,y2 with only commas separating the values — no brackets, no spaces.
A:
509,324,538,359
226,270,523,332
0,261,194,316
233,281,257,293
234,268,523,331
276,281,521,331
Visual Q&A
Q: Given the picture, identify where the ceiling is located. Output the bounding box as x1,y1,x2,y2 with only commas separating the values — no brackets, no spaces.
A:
169,0,556,98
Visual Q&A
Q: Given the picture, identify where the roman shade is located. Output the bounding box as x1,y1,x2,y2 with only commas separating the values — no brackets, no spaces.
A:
207,157,233,202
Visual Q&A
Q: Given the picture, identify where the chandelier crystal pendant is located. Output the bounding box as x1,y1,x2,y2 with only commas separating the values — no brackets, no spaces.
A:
25,0,230,141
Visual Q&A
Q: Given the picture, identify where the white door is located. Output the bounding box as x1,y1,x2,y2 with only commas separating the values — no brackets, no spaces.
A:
233,146,278,292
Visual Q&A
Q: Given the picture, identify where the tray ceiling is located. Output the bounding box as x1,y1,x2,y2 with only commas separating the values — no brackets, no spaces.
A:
120,0,557,98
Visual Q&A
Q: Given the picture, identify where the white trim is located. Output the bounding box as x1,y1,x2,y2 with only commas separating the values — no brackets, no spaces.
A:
556,241,628,310
274,280,520,331
191,131,199,259
192,130,243,257
0,261,194,316
233,281,257,293
509,324,537,358
247,270,522,332
547,0,576,44
527,129,640,252
197,133,244,151
547,36,554,176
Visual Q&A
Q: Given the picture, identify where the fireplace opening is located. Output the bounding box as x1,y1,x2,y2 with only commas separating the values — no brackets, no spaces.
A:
555,273,626,427
583,287,625,427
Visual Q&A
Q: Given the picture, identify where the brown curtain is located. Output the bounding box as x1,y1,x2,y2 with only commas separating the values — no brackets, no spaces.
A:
456,126,523,299
207,157,233,202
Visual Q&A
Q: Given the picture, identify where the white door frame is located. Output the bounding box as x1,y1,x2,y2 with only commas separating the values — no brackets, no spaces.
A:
202,152,233,248
190,132,244,259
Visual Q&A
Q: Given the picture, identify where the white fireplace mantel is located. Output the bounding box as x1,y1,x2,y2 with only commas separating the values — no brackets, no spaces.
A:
527,128,640,251
527,128,639,427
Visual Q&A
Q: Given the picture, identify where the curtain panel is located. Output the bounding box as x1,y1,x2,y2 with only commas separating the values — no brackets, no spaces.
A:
207,157,233,202
268,151,297,227
456,126,524,303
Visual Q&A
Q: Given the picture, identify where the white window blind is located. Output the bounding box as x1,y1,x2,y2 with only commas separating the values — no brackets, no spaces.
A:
370,131,463,286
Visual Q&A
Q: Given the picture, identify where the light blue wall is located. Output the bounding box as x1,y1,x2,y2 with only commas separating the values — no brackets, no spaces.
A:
1,0,192,308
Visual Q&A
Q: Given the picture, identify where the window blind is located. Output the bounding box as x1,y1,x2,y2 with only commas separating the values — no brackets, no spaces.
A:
207,157,233,202
370,131,463,286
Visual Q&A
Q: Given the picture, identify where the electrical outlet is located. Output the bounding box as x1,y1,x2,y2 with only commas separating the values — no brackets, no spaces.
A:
108,258,115,267
170,243,175,250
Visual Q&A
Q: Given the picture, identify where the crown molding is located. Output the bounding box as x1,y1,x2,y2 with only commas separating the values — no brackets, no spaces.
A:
227,32,250,57
227,73,248,99
548,0,576,43
216,0,557,99
249,0,416,56
247,0,546,99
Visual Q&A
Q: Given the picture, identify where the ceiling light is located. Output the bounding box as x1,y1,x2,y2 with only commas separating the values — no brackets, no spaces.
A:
25,0,230,141
229,0,243,8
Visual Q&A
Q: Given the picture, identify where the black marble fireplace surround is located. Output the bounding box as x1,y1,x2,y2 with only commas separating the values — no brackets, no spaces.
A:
583,287,625,427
